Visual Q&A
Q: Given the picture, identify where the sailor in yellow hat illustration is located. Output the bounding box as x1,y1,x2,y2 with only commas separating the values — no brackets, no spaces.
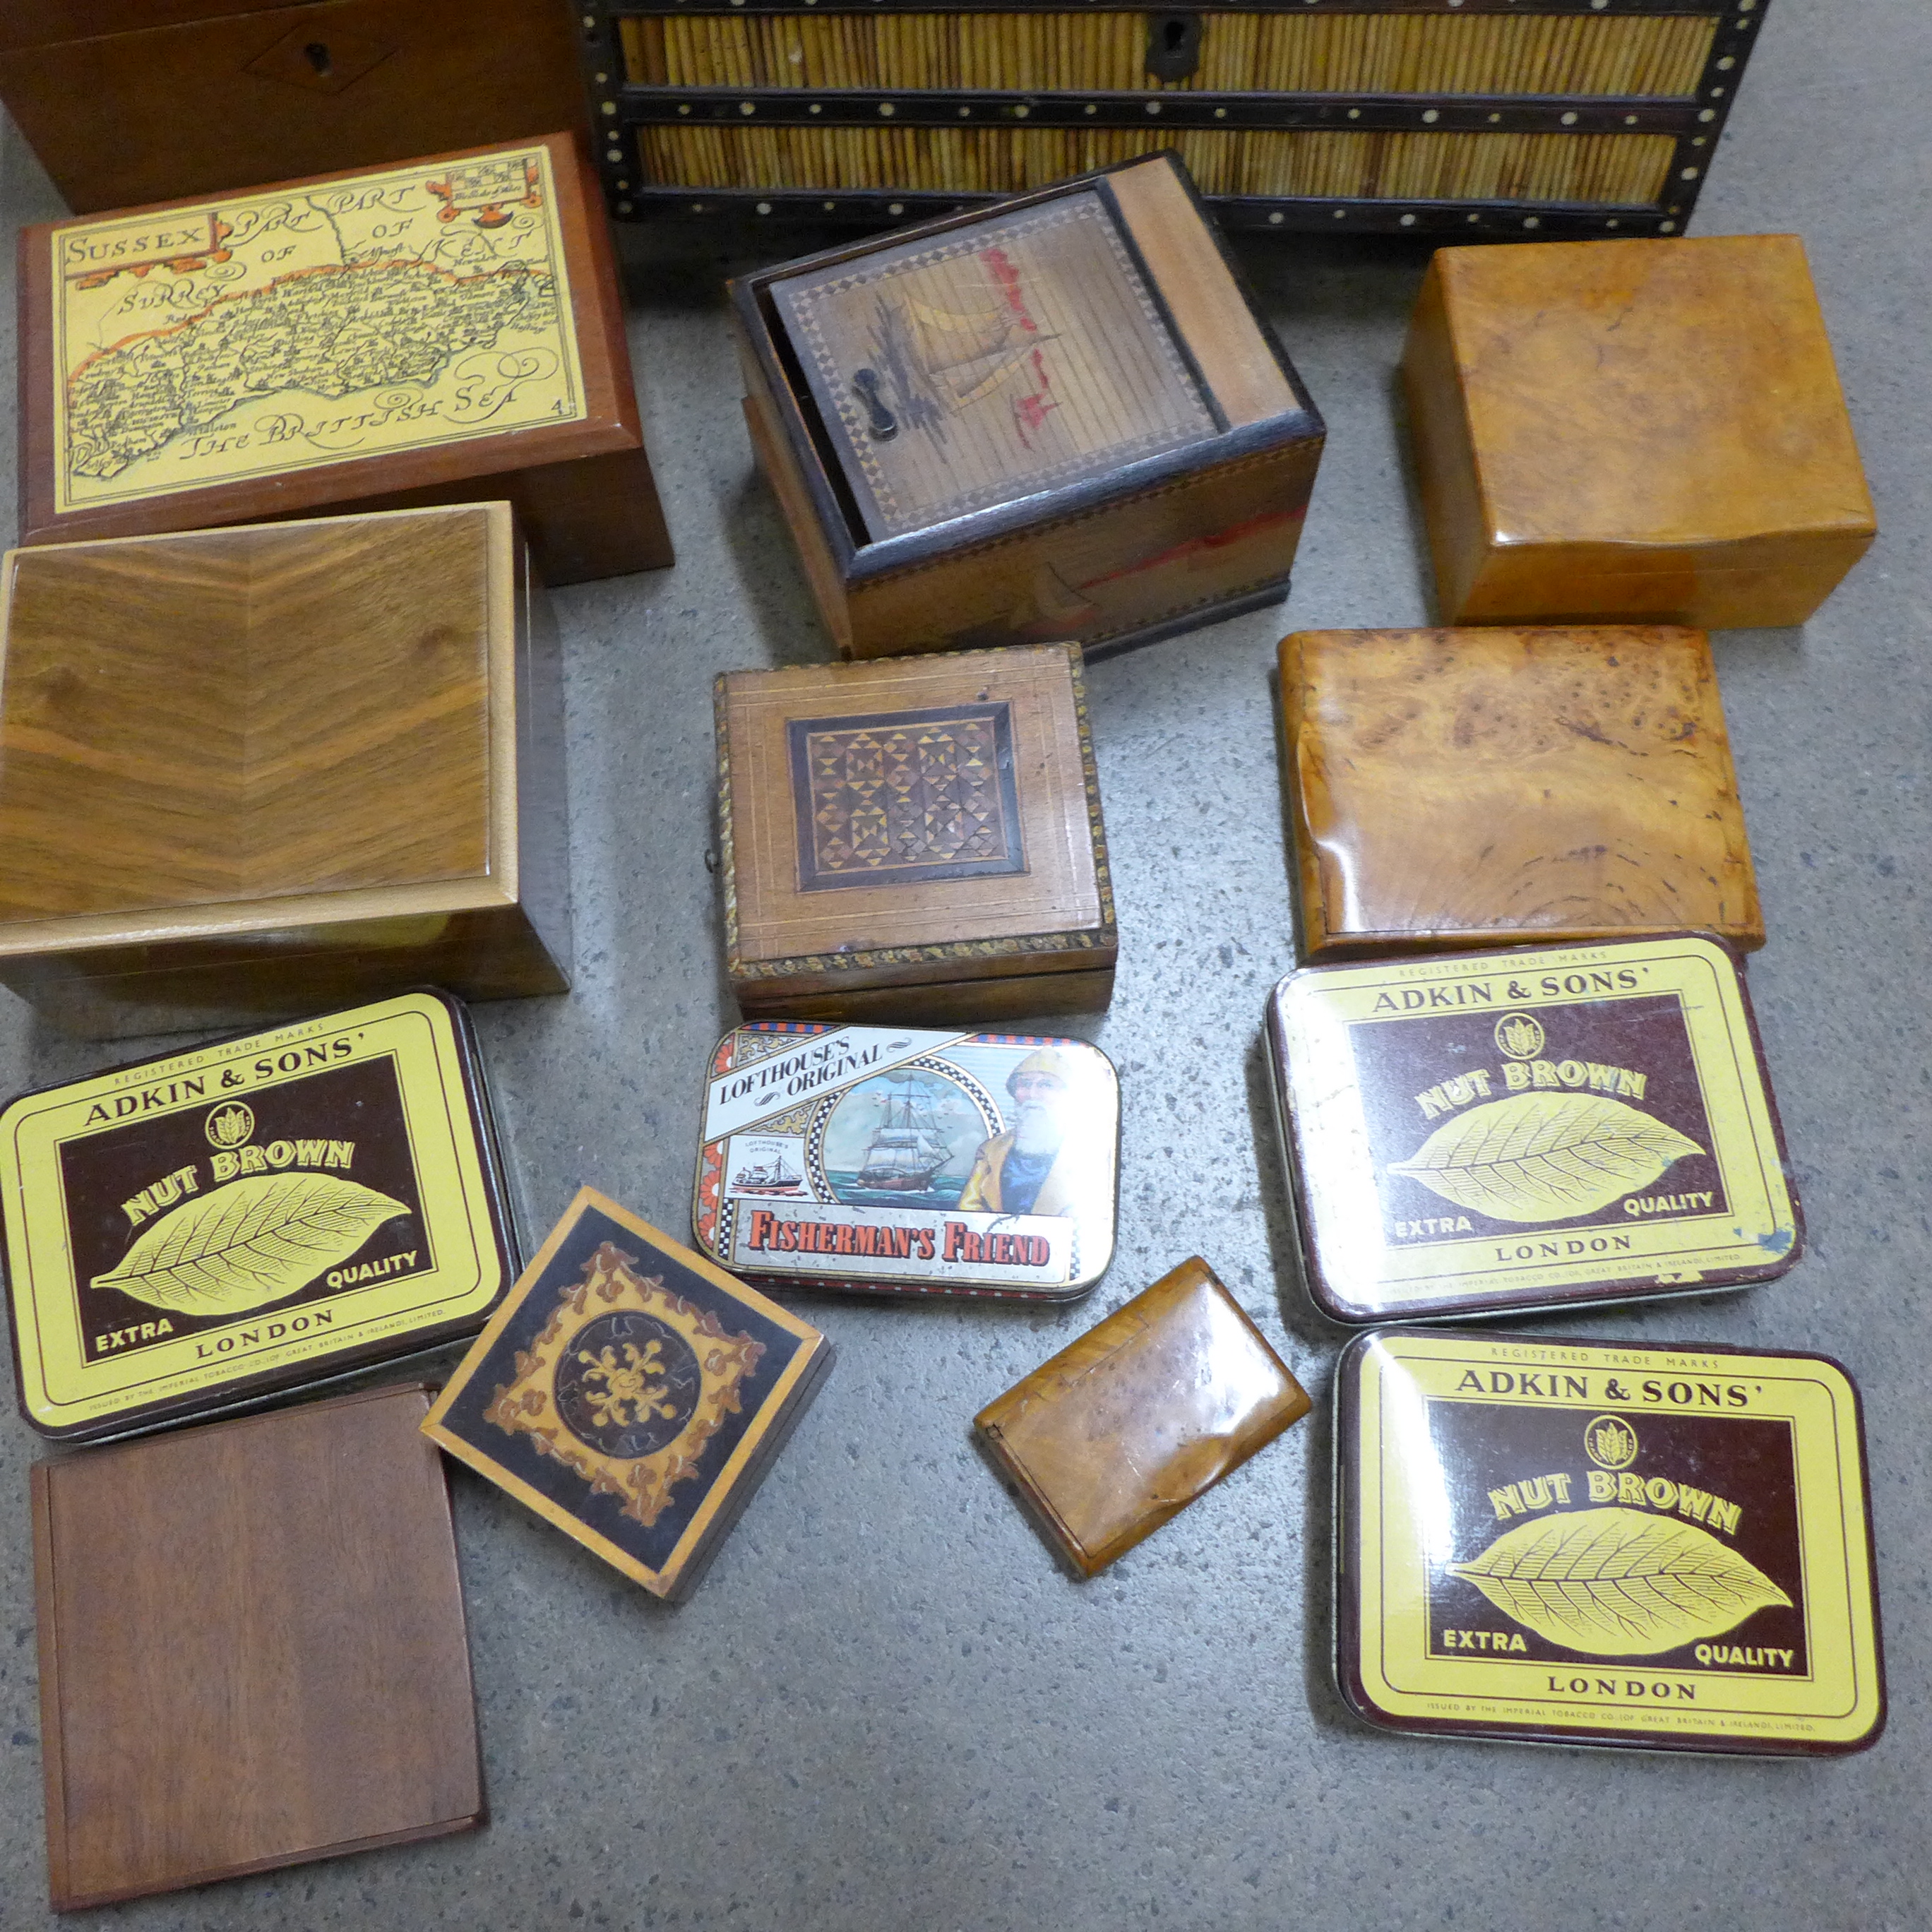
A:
957,1048,1081,1216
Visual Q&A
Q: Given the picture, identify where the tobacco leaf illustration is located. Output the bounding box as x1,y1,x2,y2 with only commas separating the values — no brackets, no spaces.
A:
1389,1091,1703,1223
90,1173,409,1316
1448,1507,1791,1657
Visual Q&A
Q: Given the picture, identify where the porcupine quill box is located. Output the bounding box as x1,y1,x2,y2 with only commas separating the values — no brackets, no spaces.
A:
0,989,519,1444
19,133,669,585
717,643,1115,1022
422,1187,832,1602
694,1022,1119,1302
32,1382,482,1910
975,1256,1310,1578
1265,936,1800,1326
1335,1329,1884,1755
729,153,1323,660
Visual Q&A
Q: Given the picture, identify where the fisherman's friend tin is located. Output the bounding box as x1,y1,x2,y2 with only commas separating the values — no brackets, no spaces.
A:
693,1023,1119,1301
1265,936,1800,1325
1,989,518,1443
1335,1330,1884,1755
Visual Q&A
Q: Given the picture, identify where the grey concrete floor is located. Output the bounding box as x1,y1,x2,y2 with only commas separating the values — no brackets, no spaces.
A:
0,1,1928,1926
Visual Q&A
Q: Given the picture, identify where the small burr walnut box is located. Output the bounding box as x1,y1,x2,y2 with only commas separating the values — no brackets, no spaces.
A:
728,153,1324,660
19,133,669,585
0,502,571,1037
1403,235,1876,630
975,1256,1310,1578
32,1382,484,1909
716,643,1114,1022
1280,625,1762,962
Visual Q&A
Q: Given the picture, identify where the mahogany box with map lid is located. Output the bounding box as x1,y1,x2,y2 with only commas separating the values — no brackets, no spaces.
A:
17,131,671,586
728,152,1324,660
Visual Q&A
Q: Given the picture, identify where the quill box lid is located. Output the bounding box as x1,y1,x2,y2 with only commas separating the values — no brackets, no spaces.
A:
1266,934,1801,1325
1334,1328,1884,1755
0,988,518,1443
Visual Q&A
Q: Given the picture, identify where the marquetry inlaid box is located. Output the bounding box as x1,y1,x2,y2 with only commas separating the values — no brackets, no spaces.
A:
1403,234,1876,629
729,153,1324,660
716,644,1115,1021
1280,625,1762,960
0,503,571,1037
18,133,670,586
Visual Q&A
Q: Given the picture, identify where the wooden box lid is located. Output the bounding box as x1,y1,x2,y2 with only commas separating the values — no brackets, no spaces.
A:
1407,235,1876,626
33,1381,483,1909
732,153,1322,574
717,643,1114,1002
19,132,638,549
0,502,546,963
1280,625,1763,960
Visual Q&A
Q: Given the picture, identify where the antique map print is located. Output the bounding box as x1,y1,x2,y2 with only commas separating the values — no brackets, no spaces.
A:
52,147,587,512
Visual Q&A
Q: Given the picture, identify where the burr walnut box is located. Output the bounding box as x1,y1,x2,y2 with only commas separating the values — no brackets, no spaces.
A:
18,132,669,585
1335,1330,1884,1755
33,1382,483,1910
716,644,1115,1022
0,502,570,1037
423,1187,833,1602
1280,625,1762,962
975,1256,1310,1578
1403,235,1876,630
729,153,1324,660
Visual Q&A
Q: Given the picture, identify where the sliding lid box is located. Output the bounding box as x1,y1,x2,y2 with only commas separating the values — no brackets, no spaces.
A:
1,990,518,1443
1335,1329,1884,1755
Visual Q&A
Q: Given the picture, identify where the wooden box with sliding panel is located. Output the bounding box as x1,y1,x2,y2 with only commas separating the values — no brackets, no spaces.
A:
715,645,1115,1021
729,155,1324,660
0,503,571,1038
581,0,1761,239
0,0,588,216
18,132,671,586
1278,625,1763,961
1402,234,1877,628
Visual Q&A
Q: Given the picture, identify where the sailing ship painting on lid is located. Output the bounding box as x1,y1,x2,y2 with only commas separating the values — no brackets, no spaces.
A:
693,1025,1120,1301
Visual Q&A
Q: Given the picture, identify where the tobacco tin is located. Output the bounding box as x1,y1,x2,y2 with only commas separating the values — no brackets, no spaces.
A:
693,1023,1120,1301
1,989,518,1443
1335,1329,1884,1755
422,1187,833,1602
1265,935,1801,1325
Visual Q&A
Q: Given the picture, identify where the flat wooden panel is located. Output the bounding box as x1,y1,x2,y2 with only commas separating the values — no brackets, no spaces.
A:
722,646,1105,969
1280,626,1764,959
737,963,1115,1024
0,511,494,921
34,1383,482,1909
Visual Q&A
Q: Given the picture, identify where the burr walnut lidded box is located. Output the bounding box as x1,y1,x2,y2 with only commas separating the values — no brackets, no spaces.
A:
728,153,1325,660
715,643,1114,1021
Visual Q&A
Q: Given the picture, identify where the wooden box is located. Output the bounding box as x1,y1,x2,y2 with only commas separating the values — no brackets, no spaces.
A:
0,503,571,1037
716,643,1115,1020
423,1187,834,1602
728,153,1323,660
0,0,588,216
1403,234,1876,629
19,131,671,586
34,1382,483,1909
1280,625,1763,960
588,0,1763,241
974,1256,1310,1577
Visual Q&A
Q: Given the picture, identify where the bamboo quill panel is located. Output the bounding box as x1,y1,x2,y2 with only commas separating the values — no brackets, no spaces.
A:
640,125,1676,204
621,13,1717,97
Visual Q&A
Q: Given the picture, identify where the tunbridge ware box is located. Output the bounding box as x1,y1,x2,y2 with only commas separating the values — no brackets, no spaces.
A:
717,645,1116,1020
1335,1330,1884,1755
1,991,519,1445
1265,936,1800,1325
0,503,569,1038
586,0,1761,240
18,132,670,585
729,153,1324,660
694,1022,1119,1302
